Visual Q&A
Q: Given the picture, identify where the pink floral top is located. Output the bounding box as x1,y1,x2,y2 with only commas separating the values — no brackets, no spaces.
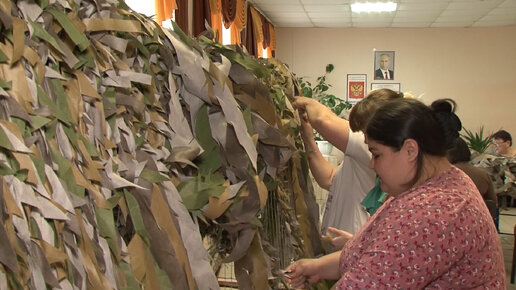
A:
337,167,505,289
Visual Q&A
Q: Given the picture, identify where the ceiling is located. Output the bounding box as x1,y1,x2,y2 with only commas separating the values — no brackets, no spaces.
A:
247,0,516,28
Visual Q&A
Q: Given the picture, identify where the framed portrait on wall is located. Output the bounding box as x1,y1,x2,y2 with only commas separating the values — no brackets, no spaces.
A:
346,74,367,104
371,82,401,93
374,51,395,80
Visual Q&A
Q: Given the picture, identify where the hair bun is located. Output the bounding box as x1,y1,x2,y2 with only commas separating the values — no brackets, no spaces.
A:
431,99,462,149
431,99,453,113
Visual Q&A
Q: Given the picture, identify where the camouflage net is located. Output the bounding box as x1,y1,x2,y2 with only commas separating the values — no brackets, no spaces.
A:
0,0,322,289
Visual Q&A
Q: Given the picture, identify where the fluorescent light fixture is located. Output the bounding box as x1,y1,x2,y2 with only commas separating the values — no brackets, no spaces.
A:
351,2,397,13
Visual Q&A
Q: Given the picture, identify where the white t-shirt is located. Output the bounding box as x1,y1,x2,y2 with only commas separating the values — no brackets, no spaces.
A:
320,129,376,235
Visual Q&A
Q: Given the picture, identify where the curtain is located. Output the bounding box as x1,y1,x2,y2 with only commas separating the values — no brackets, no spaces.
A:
268,22,275,57
242,6,255,56
250,5,263,56
229,0,246,45
193,0,211,37
155,0,177,24
184,1,271,58
261,14,269,49
208,0,222,42
221,0,237,29
175,0,188,33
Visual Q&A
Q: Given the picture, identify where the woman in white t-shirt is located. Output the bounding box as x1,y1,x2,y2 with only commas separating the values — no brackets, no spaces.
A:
294,89,405,240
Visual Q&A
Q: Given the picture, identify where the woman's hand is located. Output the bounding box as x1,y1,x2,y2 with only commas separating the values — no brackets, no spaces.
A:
292,97,319,118
326,227,353,250
299,114,315,142
284,258,321,289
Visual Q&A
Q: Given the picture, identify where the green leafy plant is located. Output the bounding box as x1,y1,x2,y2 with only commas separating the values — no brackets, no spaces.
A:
298,64,352,116
461,126,492,154
297,64,352,140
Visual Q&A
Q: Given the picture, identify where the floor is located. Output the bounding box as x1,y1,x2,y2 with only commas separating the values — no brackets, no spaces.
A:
499,207,516,289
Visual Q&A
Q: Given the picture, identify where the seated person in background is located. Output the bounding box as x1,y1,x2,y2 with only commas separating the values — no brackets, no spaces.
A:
285,98,505,289
492,129,516,158
447,137,498,226
447,137,497,206
490,130,516,208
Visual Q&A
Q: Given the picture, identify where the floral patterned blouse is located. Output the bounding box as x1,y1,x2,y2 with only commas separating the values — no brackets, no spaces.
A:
337,166,505,289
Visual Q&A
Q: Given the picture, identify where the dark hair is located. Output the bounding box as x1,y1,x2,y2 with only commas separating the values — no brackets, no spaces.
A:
366,98,462,186
447,137,471,164
492,130,512,146
349,89,403,132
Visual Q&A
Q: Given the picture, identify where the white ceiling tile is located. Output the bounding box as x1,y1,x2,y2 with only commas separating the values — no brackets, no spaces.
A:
393,15,438,22
272,17,311,23
257,4,305,12
301,0,351,4
353,22,392,27
397,2,449,10
446,1,503,10
392,22,433,27
431,21,473,27
311,18,351,23
435,15,479,22
303,5,350,12
312,21,351,26
352,18,394,23
487,7,516,15
314,22,353,27
275,23,312,27
399,0,448,2
265,12,309,20
250,0,300,4
352,14,394,20
472,20,516,27
477,15,516,23
250,0,516,28
440,9,487,16
499,0,516,8
394,10,442,16
307,12,349,18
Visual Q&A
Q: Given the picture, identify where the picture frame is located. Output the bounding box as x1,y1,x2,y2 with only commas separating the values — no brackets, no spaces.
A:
374,51,395,80
346,74,367,104
371,82,401,93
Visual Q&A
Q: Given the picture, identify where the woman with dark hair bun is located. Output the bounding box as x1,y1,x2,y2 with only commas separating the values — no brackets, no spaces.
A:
285,98,505,289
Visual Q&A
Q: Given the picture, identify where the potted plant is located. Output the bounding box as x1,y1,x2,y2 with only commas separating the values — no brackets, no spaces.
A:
461,126,493,156
297,64,352,154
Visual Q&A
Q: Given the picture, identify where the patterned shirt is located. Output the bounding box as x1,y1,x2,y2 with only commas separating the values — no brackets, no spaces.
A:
337,167,505,289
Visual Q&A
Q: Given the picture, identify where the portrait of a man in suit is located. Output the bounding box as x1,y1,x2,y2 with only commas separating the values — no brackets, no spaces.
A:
374,52,395,80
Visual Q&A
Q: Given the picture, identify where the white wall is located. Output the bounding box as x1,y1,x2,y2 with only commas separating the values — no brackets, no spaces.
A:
275,27,516,139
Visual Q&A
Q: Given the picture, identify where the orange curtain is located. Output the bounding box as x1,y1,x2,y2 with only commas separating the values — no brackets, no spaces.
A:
249,6,263,56
261,14,269,49
209,0,222,42
268,22,275,57
230,0,247,45
155,0,177,24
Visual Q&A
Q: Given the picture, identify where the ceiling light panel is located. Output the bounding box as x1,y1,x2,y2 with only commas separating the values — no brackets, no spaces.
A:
351,2,397,13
